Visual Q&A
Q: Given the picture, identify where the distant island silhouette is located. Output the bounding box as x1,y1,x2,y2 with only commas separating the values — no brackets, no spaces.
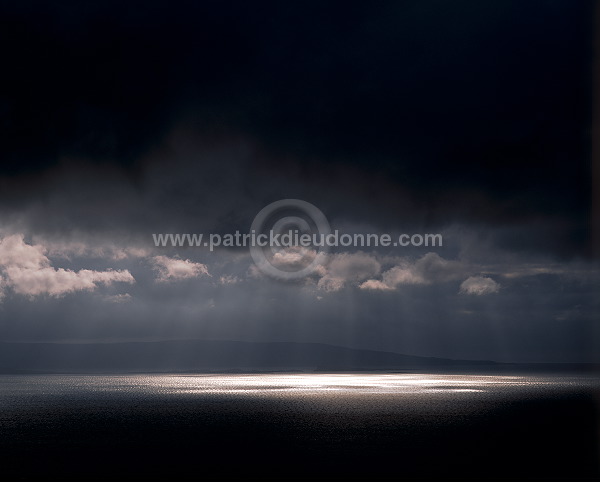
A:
0,340,596,374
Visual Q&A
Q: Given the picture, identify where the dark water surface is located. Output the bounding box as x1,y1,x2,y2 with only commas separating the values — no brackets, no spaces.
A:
0,373,598,480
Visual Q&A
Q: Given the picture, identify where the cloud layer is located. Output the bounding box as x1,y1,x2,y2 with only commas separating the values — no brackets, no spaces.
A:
0,235,134,298
459,276,501,295
152,256,210,282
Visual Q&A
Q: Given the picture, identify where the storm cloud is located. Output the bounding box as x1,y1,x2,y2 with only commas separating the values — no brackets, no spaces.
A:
0,0,597,363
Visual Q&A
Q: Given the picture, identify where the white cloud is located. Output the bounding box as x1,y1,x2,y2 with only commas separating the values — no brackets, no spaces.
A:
0,234,135,299
409,252,464,284
317,276,345,292
152,255,209,282
243,249,487,295
359,252,465,291
359,279,394,291
459,276,500,295
104,293,132,303
0,234,47,269
315,251,381,292
246,264,263,279
271,249,308,269
327,251,381,282
500,265,565,278
381,264,426,287
28,236,152,261
219,275,240,285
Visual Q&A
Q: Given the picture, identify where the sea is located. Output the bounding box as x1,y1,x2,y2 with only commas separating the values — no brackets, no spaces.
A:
0,373,598,479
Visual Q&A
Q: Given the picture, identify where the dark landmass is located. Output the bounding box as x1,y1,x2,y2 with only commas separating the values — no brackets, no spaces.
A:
0,340,597,374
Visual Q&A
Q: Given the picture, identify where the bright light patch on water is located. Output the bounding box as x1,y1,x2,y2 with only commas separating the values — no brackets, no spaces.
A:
149,373,582,395
3,373,589,396
0,373,596,401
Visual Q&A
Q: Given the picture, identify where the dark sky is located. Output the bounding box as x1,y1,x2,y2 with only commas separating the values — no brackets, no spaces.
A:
0,0,597,363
